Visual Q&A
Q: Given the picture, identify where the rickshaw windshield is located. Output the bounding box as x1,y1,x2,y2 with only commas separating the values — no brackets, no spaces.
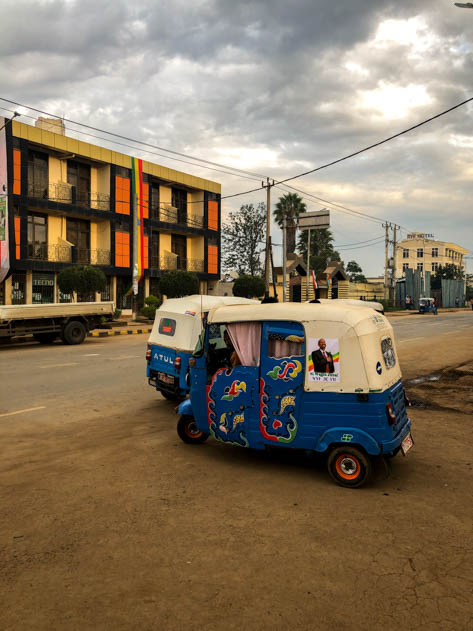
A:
193,329,206,358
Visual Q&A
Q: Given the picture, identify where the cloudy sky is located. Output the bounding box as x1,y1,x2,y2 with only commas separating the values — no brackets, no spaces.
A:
1,0,472,275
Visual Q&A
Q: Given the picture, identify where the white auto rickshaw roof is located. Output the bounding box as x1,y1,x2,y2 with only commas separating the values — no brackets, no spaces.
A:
158,295,257,314
208,302,378,326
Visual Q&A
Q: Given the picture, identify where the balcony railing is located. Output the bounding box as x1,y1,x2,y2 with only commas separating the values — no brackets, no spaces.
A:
158,255,205,273
27,182,110,211
158,204,204,230
26,243,110,266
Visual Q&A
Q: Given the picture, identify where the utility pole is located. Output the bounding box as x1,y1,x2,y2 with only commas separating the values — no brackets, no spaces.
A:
306,228,311,300
262,178,274,297
392,224,398,305
282,216,287,302
132,192,138,321
384,222,390,301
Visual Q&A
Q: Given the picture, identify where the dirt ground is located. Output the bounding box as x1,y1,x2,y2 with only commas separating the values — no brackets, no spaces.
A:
1,328,473,630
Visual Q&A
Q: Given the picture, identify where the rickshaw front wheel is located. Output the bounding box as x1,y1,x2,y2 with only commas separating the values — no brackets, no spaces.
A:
327,446,372,488
177,415,209,444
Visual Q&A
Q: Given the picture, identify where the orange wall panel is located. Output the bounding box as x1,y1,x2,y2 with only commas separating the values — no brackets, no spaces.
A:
208,244,218,274
14,216,21,259
13,149,21,195
208,200,218,231
115,176,130,214
115,231,130,267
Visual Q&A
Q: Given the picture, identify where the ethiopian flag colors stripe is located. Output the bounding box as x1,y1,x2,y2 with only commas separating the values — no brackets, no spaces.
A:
131,157,145,284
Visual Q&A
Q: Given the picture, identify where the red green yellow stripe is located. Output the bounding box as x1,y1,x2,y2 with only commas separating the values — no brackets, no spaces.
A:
131,157,145,284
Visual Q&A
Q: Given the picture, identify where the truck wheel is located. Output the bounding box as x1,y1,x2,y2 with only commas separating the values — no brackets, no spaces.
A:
177,415,209,444
62,321,86,345
327,446,372,488
33,333,58,344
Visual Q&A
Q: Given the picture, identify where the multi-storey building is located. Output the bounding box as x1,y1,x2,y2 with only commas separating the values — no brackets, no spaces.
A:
395,232,468,278
0,116,221,307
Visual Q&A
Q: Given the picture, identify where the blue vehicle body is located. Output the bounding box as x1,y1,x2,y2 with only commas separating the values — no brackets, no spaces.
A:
147,345,191,398
177,304,413,487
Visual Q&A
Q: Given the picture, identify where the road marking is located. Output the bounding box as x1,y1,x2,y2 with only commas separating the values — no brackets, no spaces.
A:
39,362,79,368
108,355,141,361
398,337,424,343
0,406,46,418
84,353,100,356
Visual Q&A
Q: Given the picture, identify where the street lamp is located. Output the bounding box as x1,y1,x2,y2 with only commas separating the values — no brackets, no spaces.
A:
0,110,21,132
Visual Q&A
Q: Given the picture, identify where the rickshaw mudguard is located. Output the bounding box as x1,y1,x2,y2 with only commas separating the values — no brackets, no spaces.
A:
177,398,193,416
315,427,381,456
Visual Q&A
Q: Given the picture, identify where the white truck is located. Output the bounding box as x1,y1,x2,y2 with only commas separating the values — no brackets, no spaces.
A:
0,302,114,345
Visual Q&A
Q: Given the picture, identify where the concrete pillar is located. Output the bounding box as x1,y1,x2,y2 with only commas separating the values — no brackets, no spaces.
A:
26,270,33,303
4,277,12,305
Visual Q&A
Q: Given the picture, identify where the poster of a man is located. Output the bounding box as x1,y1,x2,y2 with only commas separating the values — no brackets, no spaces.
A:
308,338,340,383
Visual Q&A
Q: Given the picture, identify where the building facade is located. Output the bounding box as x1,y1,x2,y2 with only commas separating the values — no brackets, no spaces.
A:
0,117,221,307
395,232,467,278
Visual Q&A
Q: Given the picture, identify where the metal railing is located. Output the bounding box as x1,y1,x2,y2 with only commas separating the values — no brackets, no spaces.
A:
158,255,204,272
26,243,110,266
28,182,110,211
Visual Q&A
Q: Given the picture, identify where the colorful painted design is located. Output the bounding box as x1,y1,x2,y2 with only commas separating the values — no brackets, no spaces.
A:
266,360,302,381
278,395,296,415
259,378,298,444
206,367,249,448
221,380,247,401
341,434,353,442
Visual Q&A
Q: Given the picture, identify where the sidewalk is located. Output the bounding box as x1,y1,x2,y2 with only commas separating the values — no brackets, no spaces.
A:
88,318,153,338
385,307,471,318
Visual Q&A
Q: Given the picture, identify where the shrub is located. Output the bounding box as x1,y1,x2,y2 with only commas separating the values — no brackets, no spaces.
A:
140,295,161,320
158,271,199,298
233,275,266,299
57,266,106,295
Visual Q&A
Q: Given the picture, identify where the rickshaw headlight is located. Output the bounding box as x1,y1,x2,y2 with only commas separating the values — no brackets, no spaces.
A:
174,356,181,373
386,403,397,425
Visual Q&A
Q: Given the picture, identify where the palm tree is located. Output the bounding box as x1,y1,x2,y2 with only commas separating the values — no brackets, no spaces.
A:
273,193,306,256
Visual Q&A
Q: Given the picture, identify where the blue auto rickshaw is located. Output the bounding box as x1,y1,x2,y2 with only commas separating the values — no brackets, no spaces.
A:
177,302,413,488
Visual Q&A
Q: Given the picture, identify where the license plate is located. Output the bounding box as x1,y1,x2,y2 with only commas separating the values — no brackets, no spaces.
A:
401,433,413,456
158,372,174,385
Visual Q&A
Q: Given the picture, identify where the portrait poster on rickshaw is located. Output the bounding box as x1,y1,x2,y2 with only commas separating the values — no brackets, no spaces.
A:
307,337,340,383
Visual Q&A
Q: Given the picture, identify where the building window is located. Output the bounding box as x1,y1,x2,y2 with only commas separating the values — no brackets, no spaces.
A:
27,213,47,260
66,218,90,264
150,230,159,268
402,263,409,272
171,234,187,270
32,273,55,304
402,249,409,259
100,276,112,302
11,272,26,305
150,184,160,220
172,188,187,225
417,248,423,258
432,262,439,272
432,248,438,257
67,160,91,207
208,200,218,231
13,149,21,195
417,263,423,272
27,150,48,198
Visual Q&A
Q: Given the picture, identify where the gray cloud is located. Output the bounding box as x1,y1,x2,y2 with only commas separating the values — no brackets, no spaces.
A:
0,0,472,274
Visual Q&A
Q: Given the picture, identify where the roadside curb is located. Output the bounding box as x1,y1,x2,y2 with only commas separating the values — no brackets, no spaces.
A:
88,328,152,338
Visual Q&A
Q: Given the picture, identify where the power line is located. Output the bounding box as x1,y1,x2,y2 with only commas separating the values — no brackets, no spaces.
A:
335,235,385,247
221,95,473,199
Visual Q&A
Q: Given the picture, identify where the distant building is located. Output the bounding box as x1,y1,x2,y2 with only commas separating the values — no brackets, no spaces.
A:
0,116,221,307
395,232,468,278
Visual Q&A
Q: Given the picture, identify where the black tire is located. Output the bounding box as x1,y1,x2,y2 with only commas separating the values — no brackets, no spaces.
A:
177,415,209,444
33,333,58,344
327,446,372,488
160,389,183,401
61,320,86,345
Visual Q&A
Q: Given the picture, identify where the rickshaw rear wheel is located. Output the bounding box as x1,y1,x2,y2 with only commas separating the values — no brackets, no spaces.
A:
327,446,372,488
160,389,184,402
177,415,209,444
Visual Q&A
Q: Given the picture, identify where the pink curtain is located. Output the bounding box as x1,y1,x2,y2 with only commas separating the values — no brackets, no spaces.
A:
227,323,261,367
268,340,302,359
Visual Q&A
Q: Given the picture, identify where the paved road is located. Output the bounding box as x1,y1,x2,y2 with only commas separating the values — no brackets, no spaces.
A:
1,311,472,631
1,311,471,418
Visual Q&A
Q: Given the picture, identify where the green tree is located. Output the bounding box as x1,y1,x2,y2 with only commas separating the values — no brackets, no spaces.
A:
297,228,341,276
431,264,465,289
233,275,266,299
273,193,307,256
140,295,161,320
222,203,265,275
158,271,199,298
57,265,106,295
346,260,367,283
